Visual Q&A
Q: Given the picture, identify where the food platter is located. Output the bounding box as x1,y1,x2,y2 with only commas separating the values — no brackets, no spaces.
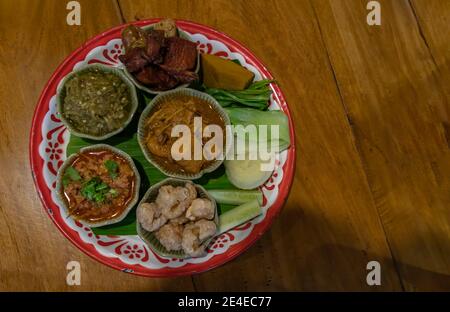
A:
30,19,295,276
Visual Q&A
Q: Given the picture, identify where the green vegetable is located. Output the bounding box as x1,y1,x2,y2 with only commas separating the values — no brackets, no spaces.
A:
93,192,105,203
219,199,262,234
80,177,111,203
226,107,291,153
109,188,119,197
224,155,274,190
205,79,273,110
223,107,290,189
62,166,81,186
208,189,263,205
104,159,119,179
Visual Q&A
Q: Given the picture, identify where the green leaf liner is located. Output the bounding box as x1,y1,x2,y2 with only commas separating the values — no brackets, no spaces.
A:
67,130,236,235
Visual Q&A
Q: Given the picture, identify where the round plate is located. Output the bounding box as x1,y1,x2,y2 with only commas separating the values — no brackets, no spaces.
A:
30,19,296,277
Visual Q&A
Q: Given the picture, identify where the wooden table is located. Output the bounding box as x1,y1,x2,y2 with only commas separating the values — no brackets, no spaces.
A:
0,0,448,291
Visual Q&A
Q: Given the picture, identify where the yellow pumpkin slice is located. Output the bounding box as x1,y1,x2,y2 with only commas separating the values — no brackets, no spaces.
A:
201,54,254,90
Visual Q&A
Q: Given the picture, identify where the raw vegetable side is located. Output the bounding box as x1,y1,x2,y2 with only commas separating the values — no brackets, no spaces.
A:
205,79,274,110
202,59,290,190
208,189,263,205
219,200,262,234
225,156,275,190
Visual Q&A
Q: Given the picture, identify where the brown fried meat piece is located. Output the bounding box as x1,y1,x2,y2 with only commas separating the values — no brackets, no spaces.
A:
121,25,147,52
163,37,198,71
120,23,198,90
135,66,178,90
145,30,165,63
159,65,198,84
118,47,149,73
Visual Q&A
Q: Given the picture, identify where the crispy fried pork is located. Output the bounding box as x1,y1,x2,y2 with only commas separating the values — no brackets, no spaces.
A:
119,22,198,90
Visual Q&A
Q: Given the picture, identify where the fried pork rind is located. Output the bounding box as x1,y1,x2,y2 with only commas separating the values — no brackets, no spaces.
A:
137,202,167,232
155,222,183,251
138,182,217,257
181,220,217,257
156,183,197,219
186,198,215,221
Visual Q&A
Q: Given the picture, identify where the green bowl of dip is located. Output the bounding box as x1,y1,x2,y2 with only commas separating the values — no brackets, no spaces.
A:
56,64,138,140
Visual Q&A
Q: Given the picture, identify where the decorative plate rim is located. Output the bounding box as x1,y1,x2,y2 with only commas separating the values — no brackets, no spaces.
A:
29,18,296,277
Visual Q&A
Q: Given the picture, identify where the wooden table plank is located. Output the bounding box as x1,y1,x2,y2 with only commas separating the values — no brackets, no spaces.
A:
0,0,194,291
312,0,450,290
410,0,450,70
119,0,402,291
410,0,450,117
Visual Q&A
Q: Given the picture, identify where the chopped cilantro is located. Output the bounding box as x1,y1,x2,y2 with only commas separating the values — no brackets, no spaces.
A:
81,177,111,203
109,188,119,197
62,166,81,187
93,192,105,203
104,160,119,179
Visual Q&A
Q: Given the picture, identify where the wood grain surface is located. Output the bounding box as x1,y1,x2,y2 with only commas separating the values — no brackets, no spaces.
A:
0,0,448,291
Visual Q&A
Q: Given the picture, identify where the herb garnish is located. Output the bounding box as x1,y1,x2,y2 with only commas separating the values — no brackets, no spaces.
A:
109,188,119,197
62,166,81,186
81,177,116,203
105,160,119,179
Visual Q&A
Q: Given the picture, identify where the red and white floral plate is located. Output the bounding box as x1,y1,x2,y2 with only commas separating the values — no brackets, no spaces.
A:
30,19,296,277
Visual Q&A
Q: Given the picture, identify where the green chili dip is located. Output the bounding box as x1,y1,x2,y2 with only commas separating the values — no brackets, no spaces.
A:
62,68,132,136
